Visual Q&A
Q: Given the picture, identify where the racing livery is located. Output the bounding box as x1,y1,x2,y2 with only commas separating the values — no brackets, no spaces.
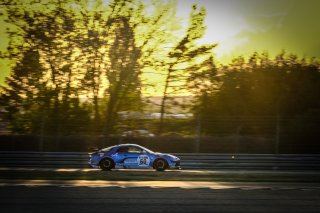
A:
88,144,181,171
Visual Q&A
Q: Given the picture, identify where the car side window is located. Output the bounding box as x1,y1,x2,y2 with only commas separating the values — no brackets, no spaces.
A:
127,146,143,153
117,146,128,153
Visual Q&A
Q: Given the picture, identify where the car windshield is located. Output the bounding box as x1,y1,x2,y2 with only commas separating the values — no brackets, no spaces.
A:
137,145,154,154
101,145,117,152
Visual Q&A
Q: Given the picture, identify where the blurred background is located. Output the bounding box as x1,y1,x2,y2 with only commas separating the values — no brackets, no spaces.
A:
0,0,319,153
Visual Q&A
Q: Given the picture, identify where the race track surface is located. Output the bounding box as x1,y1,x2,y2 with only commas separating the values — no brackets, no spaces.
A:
1,167,320,212
1,185,319,213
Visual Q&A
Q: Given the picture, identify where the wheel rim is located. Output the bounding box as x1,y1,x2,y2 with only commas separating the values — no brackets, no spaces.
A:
103,160,111,168
157,160,165,169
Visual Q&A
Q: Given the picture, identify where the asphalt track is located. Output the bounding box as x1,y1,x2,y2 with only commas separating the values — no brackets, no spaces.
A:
1,168,320,212
1,184,320,213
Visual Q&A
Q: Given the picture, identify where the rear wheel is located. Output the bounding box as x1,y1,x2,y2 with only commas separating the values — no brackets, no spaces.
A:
99,158,114,171
154,159,168,171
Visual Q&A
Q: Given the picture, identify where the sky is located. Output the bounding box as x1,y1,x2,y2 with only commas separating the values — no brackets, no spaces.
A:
176,0,320,63
1,0,320,84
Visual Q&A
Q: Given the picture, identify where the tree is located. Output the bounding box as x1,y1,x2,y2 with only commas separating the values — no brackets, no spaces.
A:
0,0,189,136
157,5,216,134
74,0,184,135
0,49,45,133
74,0,182,135
103,15,142,135
0,0,91,134
196,52,320,136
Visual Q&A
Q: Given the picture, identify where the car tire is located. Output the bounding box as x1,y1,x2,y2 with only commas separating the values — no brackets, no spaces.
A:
99,158,114,171
154,159,168,171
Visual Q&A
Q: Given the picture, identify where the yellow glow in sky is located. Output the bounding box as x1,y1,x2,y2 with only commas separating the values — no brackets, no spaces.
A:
176,0,250,63
1,0,320,86
177,0,320,64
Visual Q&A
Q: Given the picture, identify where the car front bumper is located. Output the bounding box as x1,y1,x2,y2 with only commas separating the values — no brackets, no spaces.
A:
88,156,100,168
88,161,99,168
168,160,181,169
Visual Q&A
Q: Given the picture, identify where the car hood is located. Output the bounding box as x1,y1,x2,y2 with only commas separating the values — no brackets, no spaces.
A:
154,152,179,160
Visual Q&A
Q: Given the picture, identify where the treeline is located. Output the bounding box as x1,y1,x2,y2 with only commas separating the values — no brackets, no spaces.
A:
0,0,320,143
0,0,214,135
194,53,320,137
194,53,320,153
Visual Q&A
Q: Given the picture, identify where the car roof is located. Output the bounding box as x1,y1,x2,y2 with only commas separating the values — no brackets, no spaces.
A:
114,144,154,153
115,144,146,149
117,143,140,147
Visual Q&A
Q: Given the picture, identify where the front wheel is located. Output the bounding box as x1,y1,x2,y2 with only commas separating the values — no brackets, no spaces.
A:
154,159,168,171
99,158,114,171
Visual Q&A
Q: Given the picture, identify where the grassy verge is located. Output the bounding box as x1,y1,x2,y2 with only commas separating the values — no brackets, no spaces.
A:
2,169,320,182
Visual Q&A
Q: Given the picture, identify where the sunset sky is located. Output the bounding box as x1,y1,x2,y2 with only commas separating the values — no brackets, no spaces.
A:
177,0,320,63
1,0,320,85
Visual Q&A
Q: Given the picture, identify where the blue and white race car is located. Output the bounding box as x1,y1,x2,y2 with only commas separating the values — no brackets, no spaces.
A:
88,144,181,171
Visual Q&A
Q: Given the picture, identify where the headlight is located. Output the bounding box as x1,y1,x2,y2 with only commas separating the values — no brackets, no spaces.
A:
171,156,179,161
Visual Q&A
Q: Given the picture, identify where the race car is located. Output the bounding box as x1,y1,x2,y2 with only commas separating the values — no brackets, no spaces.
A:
88,144,181,171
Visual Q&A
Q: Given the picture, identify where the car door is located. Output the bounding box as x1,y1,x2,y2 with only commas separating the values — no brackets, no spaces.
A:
132,146,152,168
127,146,153,168
124,146,147,168
112,146,138,168
112,146,129,168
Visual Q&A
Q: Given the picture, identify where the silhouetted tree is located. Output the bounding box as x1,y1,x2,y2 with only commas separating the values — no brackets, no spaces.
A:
0,0,190,136
1,0,92,134
197,52,320,136
158,5,216,134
